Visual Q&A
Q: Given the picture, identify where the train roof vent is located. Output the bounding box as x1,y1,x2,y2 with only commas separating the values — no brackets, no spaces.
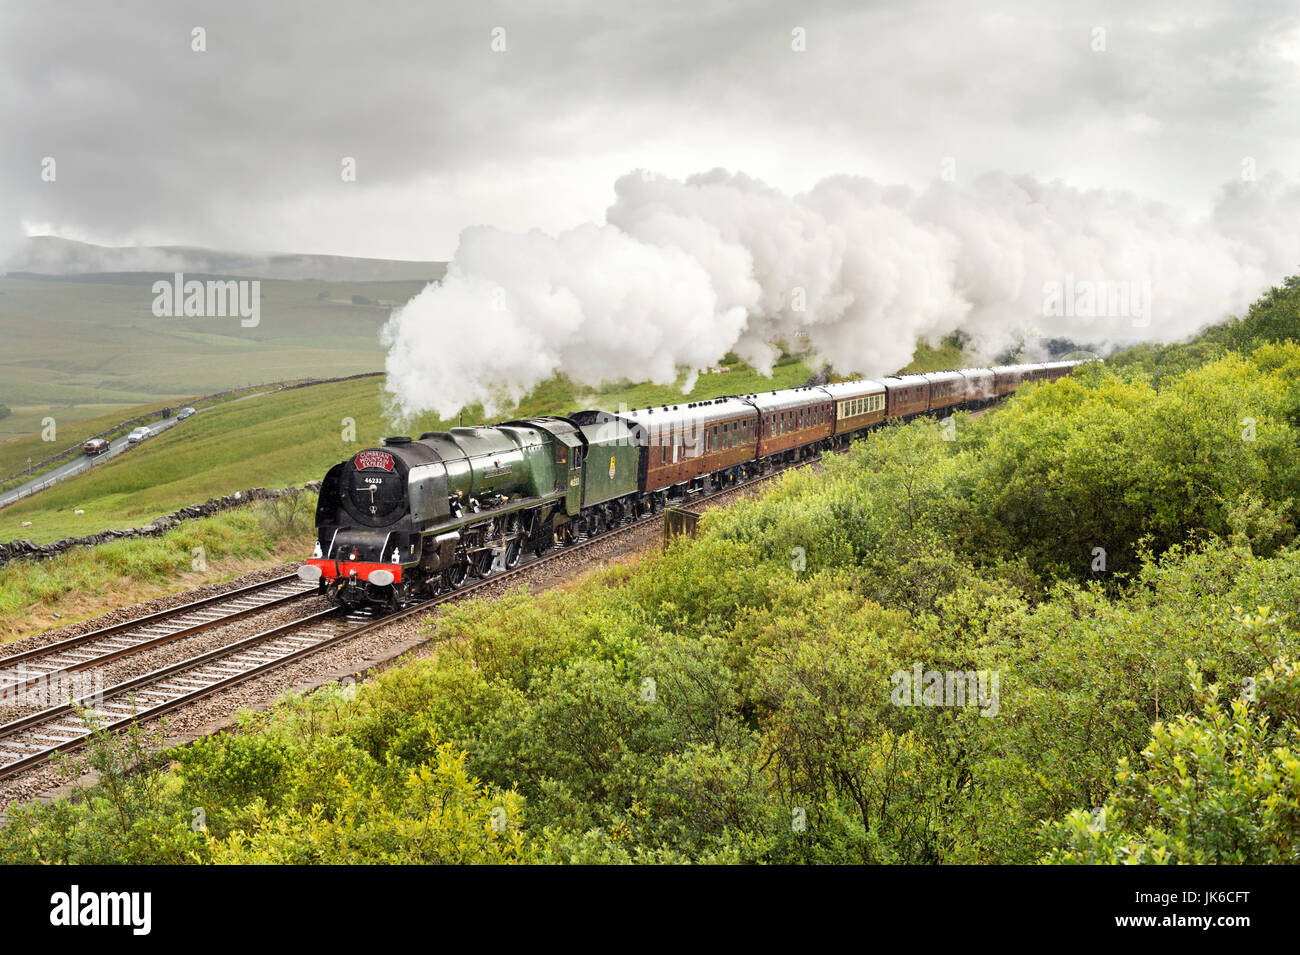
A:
384,435,412,445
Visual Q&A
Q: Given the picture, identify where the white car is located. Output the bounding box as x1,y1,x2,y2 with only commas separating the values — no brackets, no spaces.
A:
127,427,152,444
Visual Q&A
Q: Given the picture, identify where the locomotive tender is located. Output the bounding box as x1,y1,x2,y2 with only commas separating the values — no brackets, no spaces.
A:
301,360,1087,609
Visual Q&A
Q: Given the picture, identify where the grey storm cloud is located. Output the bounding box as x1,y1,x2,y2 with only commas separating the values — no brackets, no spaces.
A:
1,0,1298,260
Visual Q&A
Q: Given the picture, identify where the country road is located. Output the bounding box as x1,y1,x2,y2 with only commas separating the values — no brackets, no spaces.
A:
0,387,280,511
0,414,192,509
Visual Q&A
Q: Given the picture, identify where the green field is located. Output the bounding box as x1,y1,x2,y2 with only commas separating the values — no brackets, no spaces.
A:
0,353,817,544
0,271,436,419
0,384,313,489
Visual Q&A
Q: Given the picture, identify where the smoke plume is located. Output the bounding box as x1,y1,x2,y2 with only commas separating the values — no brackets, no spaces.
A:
381,168,1300,420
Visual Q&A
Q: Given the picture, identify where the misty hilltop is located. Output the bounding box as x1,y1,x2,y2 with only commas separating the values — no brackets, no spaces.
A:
4,236,445,284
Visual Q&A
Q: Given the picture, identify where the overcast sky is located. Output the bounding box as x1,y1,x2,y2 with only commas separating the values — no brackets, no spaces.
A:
2,0,1297,261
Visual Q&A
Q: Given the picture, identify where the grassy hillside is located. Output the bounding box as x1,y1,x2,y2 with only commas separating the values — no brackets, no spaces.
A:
0,383,310,489
898,333,970,373
0,354,816,544
0,504,314,642
0,401,177,480
0,272,432,416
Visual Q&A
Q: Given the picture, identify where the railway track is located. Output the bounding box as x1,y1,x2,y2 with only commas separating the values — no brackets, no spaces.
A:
0,456,810,780
0,606,373,777
0,574,315,702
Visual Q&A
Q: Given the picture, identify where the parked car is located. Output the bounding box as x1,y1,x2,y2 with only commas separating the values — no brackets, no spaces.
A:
176,406,197,420
82,438,110,456
127,427,152,444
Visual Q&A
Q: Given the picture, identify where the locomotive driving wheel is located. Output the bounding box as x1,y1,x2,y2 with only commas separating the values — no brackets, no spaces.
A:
471,549,495,578
503,516,523,569
444,561,469,589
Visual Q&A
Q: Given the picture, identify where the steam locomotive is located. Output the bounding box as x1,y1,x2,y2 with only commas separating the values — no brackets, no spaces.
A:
299,360,1088,609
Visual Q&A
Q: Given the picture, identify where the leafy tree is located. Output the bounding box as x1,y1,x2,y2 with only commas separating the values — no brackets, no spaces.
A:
1045,659,1300,864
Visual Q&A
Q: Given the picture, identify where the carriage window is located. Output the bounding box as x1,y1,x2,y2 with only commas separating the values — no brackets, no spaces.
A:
573,450,582,469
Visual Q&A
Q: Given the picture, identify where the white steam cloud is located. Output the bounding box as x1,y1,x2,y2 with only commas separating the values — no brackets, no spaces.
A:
381,168,1300,419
